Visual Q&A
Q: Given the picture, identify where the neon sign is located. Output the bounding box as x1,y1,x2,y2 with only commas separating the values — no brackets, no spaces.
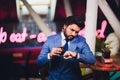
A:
78,20,107,38
0,20,107,44
10,28,28,43
0,27,7,44
96,20,107,39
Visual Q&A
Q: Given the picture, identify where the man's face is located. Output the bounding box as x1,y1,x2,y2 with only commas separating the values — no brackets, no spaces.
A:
63,24,81,40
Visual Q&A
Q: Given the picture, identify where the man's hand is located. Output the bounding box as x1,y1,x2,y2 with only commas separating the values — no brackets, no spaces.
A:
49,47,63,58
63,51,78,59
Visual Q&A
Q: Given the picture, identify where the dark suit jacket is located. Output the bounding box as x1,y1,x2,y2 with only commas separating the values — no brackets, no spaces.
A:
37,33,96,80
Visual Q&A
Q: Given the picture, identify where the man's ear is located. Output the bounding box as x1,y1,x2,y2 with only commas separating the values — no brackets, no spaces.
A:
63,25,67,29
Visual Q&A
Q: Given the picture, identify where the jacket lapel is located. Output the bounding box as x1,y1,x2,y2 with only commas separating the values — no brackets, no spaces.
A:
54,33,62,47
69,38,78,52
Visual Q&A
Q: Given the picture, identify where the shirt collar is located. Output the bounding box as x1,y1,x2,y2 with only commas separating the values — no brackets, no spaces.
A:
61,32,66,40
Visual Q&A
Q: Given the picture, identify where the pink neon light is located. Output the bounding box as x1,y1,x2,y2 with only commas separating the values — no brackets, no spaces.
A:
37,33,47,43
29,34,37,39
10,33,16,43
16,33,23,43
96,20,107,39
78,20,107,39
9,28,28,43
0,20,108,44
21,28,28,42
52,31,57,35
0,27,7,44
79,28,85,37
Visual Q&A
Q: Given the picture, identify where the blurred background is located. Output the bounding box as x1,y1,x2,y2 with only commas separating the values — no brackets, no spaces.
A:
0,0,120,80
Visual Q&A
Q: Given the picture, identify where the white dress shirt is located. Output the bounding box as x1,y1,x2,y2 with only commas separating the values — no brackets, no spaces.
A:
48,32,79,59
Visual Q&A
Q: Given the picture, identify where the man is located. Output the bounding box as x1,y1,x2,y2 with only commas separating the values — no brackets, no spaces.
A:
36,16,96,80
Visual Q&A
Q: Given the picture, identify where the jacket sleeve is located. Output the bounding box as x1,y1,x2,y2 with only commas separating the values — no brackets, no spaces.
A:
77,40,96,65
36,39,50,66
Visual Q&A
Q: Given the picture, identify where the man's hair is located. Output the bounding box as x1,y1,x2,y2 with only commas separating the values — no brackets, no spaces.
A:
63,16,85,29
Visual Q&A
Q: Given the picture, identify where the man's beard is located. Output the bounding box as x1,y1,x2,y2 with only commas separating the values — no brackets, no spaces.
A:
68,36,75,41
64,32,74,41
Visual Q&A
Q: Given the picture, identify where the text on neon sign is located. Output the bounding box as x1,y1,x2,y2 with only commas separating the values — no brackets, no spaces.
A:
0,20,107,44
